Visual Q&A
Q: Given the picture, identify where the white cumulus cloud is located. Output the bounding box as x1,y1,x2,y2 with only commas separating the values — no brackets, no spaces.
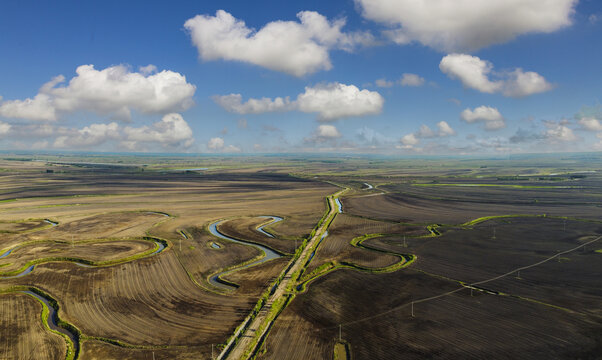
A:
206,137,241,152
316,124,341,138
501,69,555,97
437,121,456,136
207,137,225,150
0,94,57,121
0,65,196,122
0,121,11,136
545,124,577,142
52,113,194,150
355,0,577,52
461,106,506,130
54,122,120,148
123,113,194,148
184,10,373,77
400,73,425,87
415,121,456,138
213,82,384,121
401,133,419,146
404,121,456,149
305,124,342,144
440,54,553,97
212,94,293,114
297,83,383,121
578,117,602,131
440,54,501,93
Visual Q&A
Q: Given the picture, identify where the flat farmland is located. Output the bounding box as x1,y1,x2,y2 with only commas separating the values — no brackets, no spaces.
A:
262,268,601,360
411,217,602,311
0,292,67,360
1,155,600,359
217,216,296,254
254,158,602,359
0,219,49,234
303,213,421,277
0,159,337,359
345,174,602,224
4,252,252,345
0,239,156,273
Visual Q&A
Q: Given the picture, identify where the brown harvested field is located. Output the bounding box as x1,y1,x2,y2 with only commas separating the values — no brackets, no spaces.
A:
163,224,265,290
0,211,167,252
0,160,339,358
222,257,291,296
217,216,296,254
0,239,156,273
80,340,209,360
5,252,254,346
0,292,66,359
80,339,210,360
0,220,49,233
261,268,602,360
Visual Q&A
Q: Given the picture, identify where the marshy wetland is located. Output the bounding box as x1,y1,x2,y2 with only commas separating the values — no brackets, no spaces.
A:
0,154,601,359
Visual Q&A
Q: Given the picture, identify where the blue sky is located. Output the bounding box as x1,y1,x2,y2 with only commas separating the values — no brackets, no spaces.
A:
0,0,601,154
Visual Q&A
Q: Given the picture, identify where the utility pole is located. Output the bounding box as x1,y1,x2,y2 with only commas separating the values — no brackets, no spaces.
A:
211,344,214,360
339,324,342,341
411,302,414,317
152,351,155,360
403,236,407,248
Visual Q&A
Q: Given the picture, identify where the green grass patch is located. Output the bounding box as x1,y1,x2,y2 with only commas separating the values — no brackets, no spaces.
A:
462,214,541,227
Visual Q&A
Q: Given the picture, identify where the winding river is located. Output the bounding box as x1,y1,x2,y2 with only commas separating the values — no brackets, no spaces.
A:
1,239,166,278
208,217,283,291
256,216,283,238
23,290,79,357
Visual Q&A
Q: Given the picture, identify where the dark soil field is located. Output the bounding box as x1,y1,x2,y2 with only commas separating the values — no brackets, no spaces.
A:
344,174,602,224
263,268,601,360
256,158,602,360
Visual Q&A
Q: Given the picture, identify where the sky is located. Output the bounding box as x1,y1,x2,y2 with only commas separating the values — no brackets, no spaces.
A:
0,0,601,155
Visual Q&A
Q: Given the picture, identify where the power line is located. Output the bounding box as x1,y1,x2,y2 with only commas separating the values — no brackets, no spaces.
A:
312,235,601,331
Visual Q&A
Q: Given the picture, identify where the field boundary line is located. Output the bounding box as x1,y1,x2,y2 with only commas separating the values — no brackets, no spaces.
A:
314,234,602,330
